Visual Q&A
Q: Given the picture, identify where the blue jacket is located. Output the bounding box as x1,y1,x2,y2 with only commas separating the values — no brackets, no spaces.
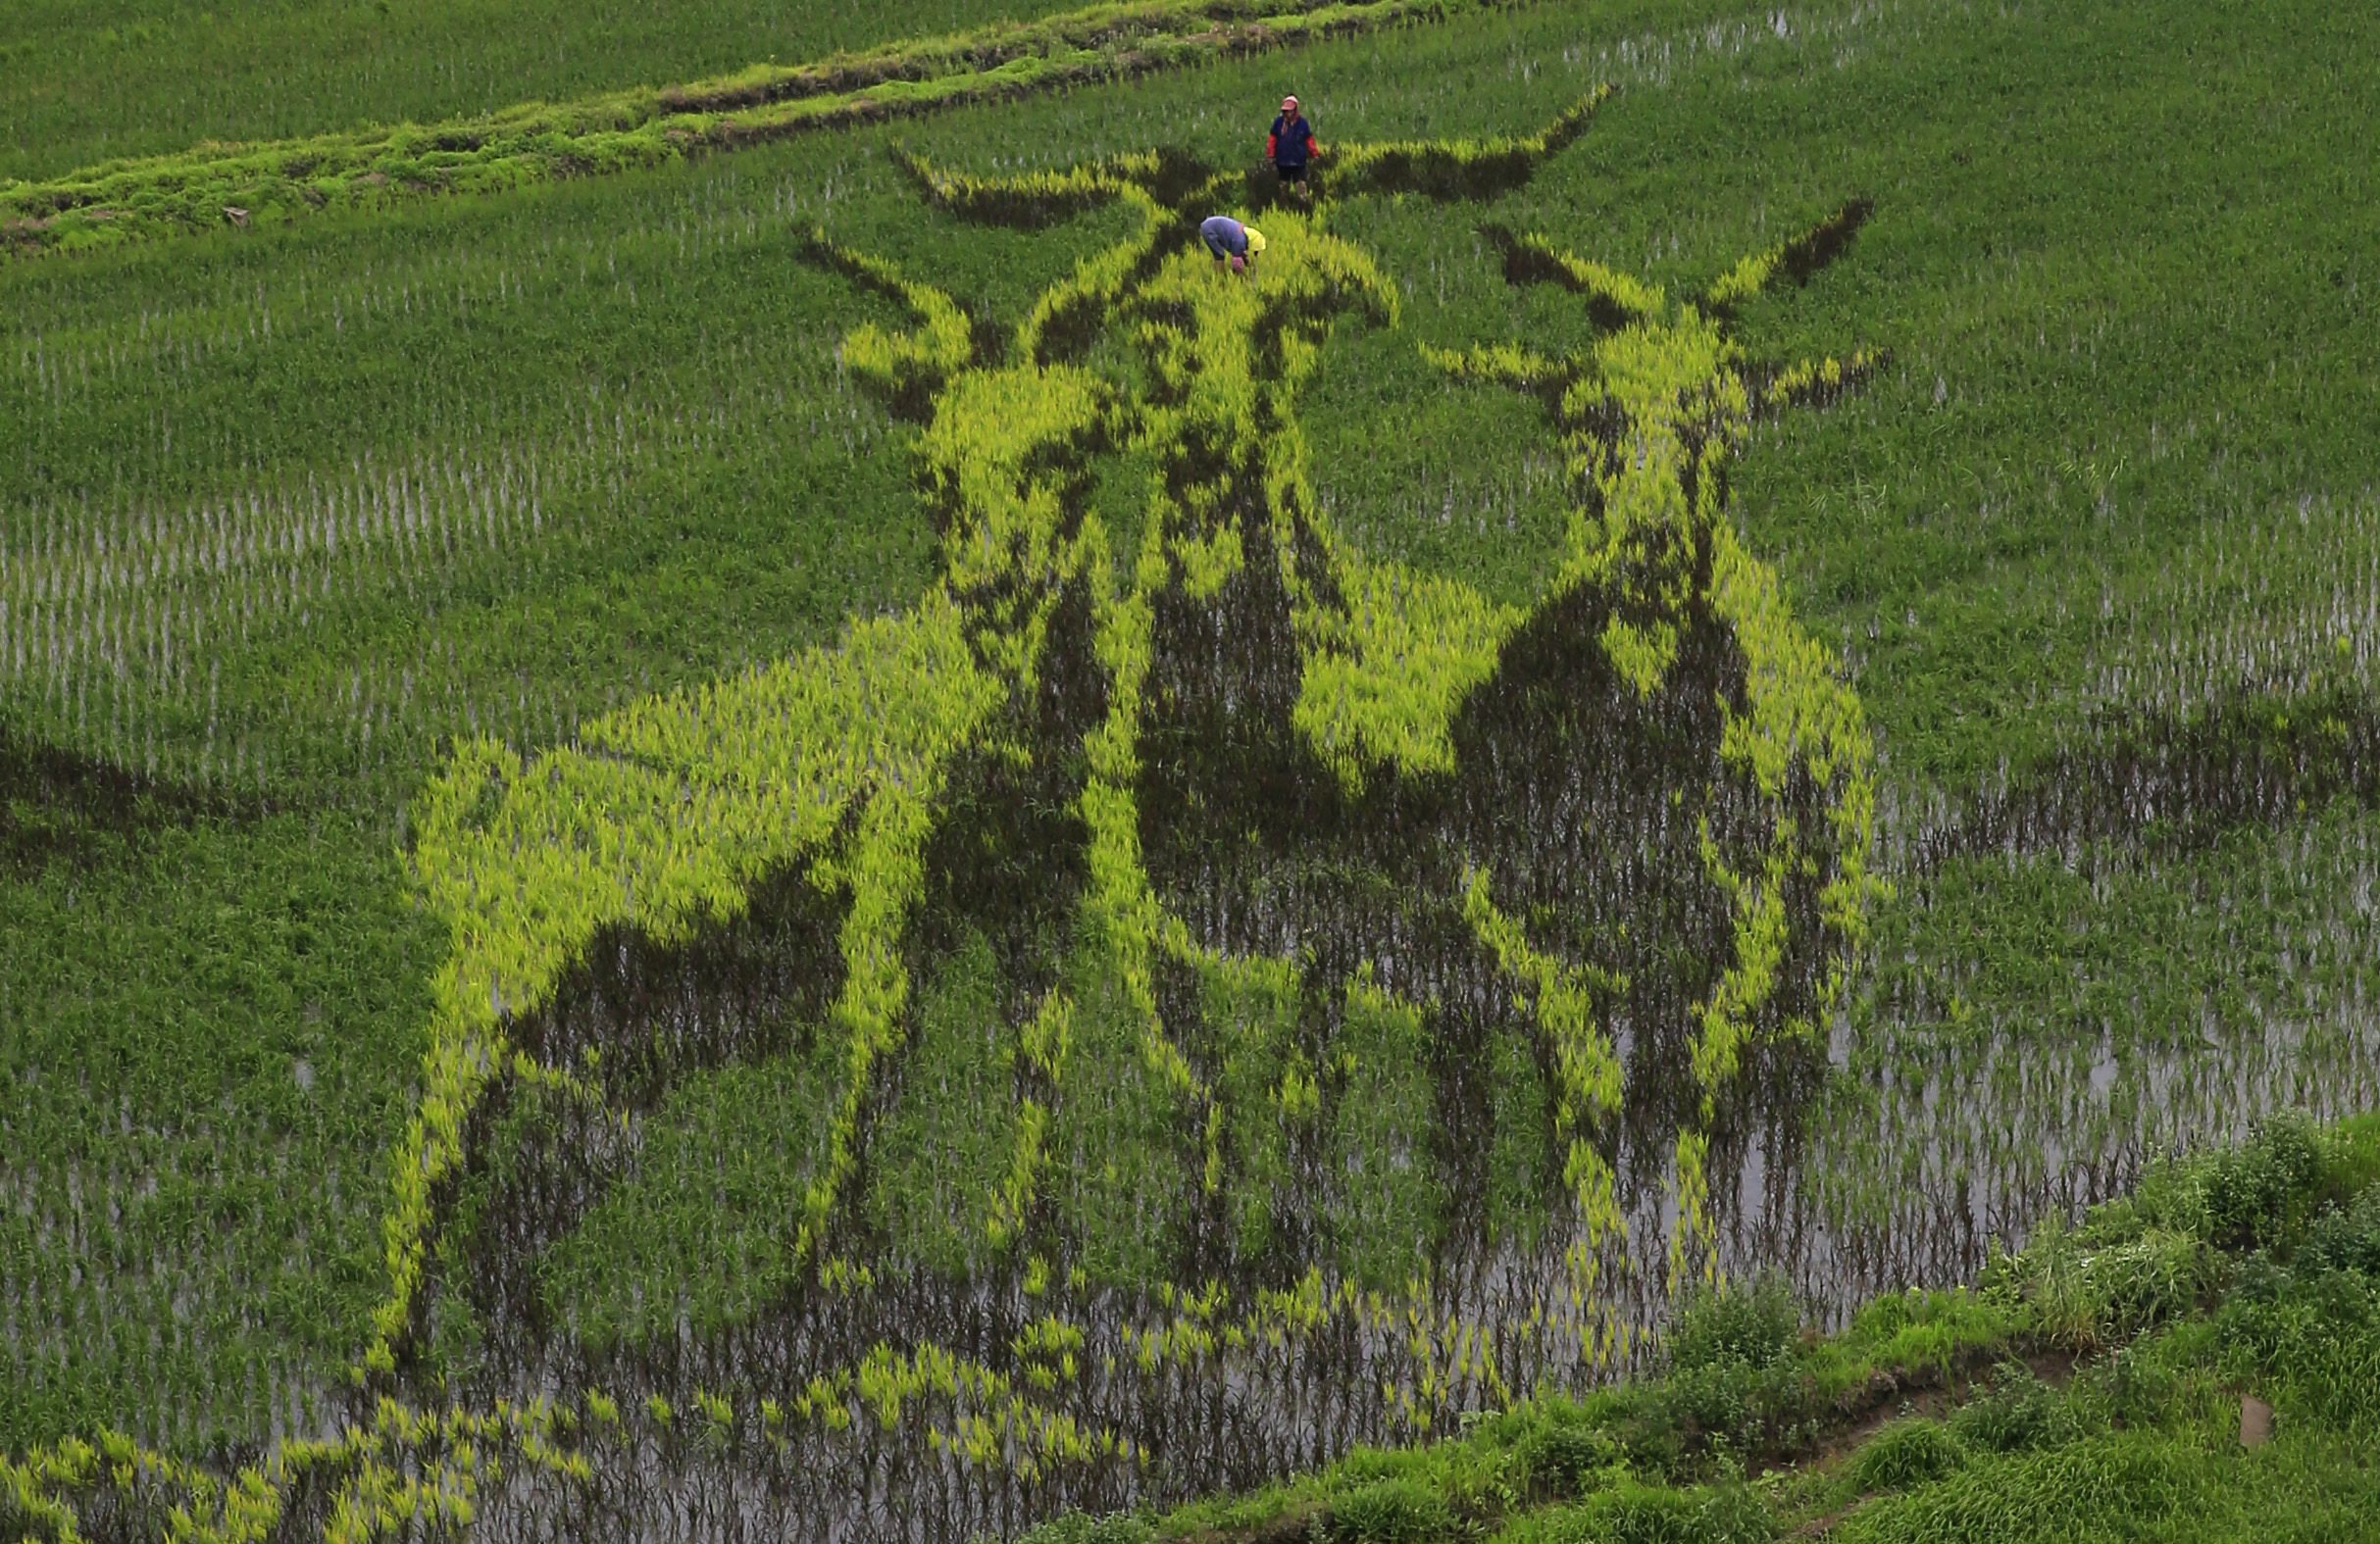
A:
1268,114,1315,168
1200,216,1249,256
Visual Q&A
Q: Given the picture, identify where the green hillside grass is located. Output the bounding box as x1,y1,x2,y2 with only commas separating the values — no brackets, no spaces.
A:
2,0,2376,1534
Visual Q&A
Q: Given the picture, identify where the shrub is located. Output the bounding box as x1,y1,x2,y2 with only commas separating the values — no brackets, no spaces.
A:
2298,1187,2380,1277
1331,1476,1457,1544
1522,1418,1627,1498
1650,1359,1807,1466
1630,1274,1813,1465
1016,1514,1157,1544
1996,1220,2211,1351
2088,1231,2215,1334
1664,1275,1801,1377
1850,1419,1966,1492
2216,1260,2380,1431
1948,1364,2083,1454
2197,1114,2326,1252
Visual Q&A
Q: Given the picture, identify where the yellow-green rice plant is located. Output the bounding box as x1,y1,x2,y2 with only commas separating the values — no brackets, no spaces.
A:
1431,205,1888,1281
331,90,1879,1491
0,1396,602,1544
1464,866,1630,1238
1327,83,1613,202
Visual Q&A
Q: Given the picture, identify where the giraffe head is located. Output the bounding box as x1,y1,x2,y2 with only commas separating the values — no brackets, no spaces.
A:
1446,201,1882,458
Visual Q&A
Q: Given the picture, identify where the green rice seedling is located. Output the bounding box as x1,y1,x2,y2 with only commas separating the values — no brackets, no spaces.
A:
1327,973,1450,1294
865,932,1021,1274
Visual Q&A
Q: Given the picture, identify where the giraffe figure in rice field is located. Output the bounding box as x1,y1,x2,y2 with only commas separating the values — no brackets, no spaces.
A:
367,88,1887,1402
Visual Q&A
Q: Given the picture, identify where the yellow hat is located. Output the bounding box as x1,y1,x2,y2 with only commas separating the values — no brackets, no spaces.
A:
1245,227,1268,254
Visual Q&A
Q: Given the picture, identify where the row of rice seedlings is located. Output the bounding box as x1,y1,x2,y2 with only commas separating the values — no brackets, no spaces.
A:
534,874,1682,1368
1,437,565,799
0,781,438,1454
540,1015,857,1349
0,1388,615,1544
2,1254,335,1451
1801,804,2380,1314
2081,492,2378,720
1,305,882,800
4,162,883,550
4,445,551,667
7,181,856,422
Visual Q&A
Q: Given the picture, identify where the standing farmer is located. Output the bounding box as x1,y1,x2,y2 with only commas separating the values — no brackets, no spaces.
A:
1199,215,1267,274
1268,94,1317,202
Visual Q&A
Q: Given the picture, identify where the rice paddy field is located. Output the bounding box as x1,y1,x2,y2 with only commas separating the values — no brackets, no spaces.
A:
2,0,2376,1537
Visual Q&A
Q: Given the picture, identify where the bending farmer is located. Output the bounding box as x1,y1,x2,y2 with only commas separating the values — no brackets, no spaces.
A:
1200,215,1268,274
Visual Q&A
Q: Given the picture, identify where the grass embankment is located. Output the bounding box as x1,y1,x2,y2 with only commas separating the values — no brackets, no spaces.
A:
0,0,1113,183
1023,1115,2380,1542
1,0,1516,255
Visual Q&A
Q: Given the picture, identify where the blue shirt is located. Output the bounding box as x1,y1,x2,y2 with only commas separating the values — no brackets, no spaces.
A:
1200,216,1249,257
1269,114,1315,168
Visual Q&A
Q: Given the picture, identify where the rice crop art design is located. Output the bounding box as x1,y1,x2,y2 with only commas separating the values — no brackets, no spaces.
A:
2,96,1889,1543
